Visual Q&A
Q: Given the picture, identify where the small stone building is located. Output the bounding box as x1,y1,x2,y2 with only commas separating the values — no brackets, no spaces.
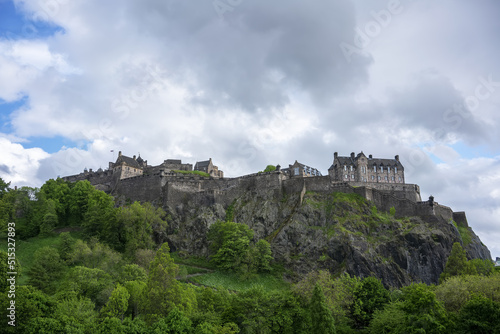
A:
194,158,224,178
110,151,144,180
282,160,322,177
328,152,405,183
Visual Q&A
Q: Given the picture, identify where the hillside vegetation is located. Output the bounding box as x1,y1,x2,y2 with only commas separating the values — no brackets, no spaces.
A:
0,177,498,333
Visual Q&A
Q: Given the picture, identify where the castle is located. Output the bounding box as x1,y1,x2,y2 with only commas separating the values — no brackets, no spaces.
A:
62,151,471,228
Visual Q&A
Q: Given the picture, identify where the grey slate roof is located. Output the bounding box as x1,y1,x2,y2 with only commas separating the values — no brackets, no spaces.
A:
195,160,211,169
329,153,404,170
116,155,141,169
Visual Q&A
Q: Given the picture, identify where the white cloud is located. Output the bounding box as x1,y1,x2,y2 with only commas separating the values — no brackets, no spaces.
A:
1,0,500,258
0,137,50,186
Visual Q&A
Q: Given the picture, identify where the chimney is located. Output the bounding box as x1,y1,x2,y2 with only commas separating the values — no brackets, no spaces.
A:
133,155,136,160
369,154,373,159
395,155,399,162
350,152,355,159
334,152,338,159
118,151,122,157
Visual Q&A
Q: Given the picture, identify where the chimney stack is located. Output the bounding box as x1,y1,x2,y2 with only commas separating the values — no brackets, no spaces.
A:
395,155,399,162
118,151,122,157
133,155,136,160
369,154,373,159
351,152,355,159
334,152,338,159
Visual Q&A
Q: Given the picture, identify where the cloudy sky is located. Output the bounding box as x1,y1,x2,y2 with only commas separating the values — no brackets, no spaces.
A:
1,0,499,258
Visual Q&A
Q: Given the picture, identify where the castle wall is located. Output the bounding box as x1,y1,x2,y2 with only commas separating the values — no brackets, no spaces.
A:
453,211,469,228
113,174,163,204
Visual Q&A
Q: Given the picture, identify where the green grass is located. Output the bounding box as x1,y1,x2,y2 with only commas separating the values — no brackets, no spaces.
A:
171,251,217,269
172,170,210,178
458,226,473,245
0,233,63,285
189,271,290,292
178,264,211,275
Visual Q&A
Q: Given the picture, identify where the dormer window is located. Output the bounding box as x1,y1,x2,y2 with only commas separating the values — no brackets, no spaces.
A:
344,165,347,171
350,166,353,171
373,166,376,172
380,166,383,172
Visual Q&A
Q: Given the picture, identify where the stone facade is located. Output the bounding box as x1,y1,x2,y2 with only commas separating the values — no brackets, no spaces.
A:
282,160,322,177
62,150,472,228
194,158,223,178
329,152,404,184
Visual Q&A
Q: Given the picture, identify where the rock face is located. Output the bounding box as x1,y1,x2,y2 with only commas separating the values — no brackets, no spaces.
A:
164,187,491,288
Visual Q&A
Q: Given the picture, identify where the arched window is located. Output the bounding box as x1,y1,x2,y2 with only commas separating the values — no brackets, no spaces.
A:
388,167,390,173
380,166,383,172
373,165,376,172
344,165,347,171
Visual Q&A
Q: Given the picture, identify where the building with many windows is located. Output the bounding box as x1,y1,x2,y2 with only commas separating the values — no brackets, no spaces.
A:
328,152,404,183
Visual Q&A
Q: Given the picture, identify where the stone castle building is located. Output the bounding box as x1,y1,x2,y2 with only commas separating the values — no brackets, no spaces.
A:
329,152,405,184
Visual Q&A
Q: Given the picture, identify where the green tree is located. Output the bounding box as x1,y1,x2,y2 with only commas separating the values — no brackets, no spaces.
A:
455,295,500,334
67,180,94,225
58,232,76,262
0,177,10,199
28,246,64,293
143,242,196,320
62,266,114,308
400,283,449,334
440,242,477,283
53,294,98,333
124,280,147,319
350,276,389,329
40,178,71,223
207,221,254,272
82,190,117,241
101,284,130,322
40,199,58,236
263,165,276,173
469,258,495,276
116,202,167,256
310,284,336,334
252,239,273,273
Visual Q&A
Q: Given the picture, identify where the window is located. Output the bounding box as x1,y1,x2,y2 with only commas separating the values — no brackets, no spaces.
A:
344,165,347,171
388,167,390,173
294,167,300,176
378,176,381,181
395,167,398,174
385,176,388,181
380,166,383,172
373,166,376,172
371,175,375,180
362,166,366,173
391,176,395,181
399,177,402,182
345,175,348,179
351,174,355,179
350,166,353,171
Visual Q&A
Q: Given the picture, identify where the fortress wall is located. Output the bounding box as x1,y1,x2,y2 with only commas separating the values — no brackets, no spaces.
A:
367,188,418,217
114,174,163,203
348,182,421,202
434,204,454,222
453,211,469,228
303,176,334,193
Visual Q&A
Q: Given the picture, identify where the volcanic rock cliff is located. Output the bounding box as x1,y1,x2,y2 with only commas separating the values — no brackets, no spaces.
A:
162,185,491,288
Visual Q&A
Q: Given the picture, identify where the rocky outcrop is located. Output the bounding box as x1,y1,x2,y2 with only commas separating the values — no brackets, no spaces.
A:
164,187,491,288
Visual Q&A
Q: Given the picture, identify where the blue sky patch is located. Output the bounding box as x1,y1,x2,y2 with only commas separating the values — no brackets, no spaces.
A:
0,0,64,40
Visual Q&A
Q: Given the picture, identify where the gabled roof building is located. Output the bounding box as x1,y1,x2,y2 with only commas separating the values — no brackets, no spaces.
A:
328,152,404,184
